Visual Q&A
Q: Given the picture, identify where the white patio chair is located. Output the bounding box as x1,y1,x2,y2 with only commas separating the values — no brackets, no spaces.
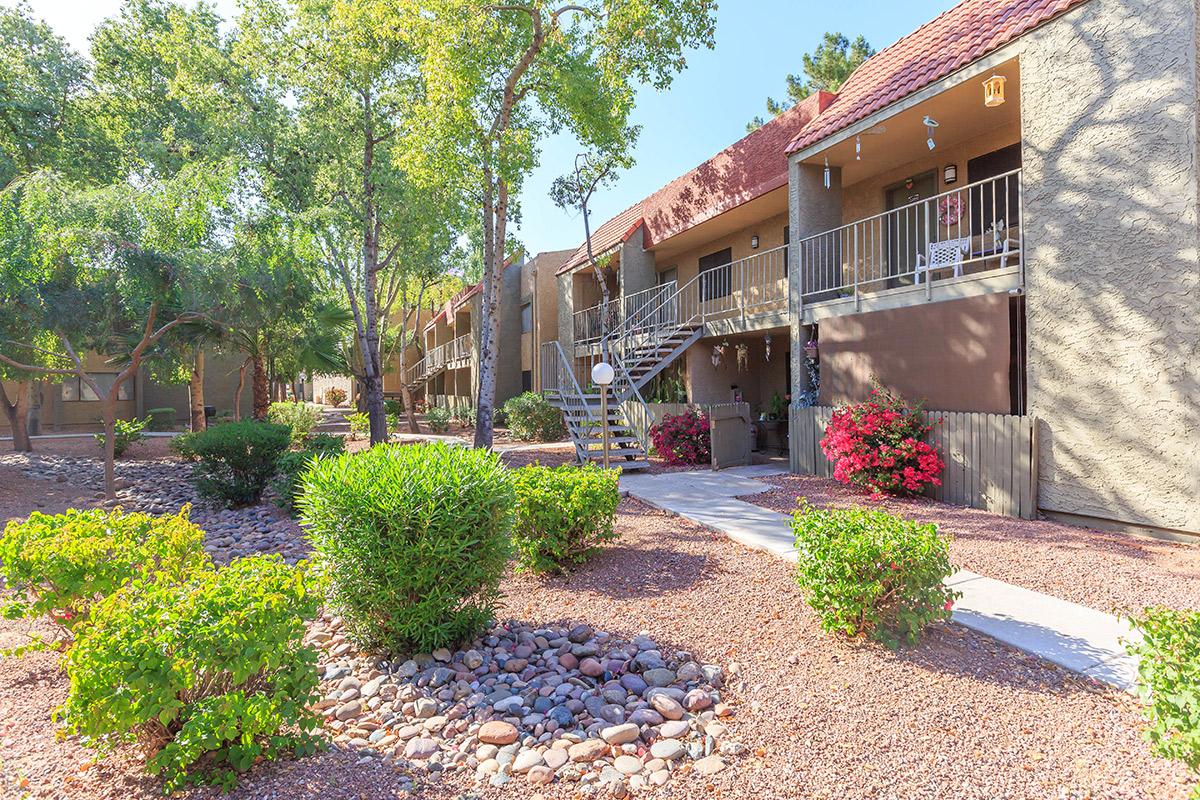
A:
915,237,970,284
991,219,1021,270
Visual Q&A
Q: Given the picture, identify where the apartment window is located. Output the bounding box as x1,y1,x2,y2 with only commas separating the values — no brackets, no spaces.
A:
61,373,132,402
520,303,533,333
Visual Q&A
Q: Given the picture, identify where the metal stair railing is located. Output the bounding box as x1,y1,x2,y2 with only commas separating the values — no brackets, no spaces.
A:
540,340,599,463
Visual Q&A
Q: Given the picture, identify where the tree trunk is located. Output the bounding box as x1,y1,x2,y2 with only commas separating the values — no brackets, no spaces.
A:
0,380,32,452
189,348,206,432
234,357,250,421
401,383,419,434
474,174,506,449
100,399,117,500
252,353,270,420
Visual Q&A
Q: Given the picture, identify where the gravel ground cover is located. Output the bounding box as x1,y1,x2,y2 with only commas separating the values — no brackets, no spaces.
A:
745,473,1200,615
0,449,1192,799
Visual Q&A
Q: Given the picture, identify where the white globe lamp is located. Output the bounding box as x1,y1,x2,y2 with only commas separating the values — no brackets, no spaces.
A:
590,362,615,468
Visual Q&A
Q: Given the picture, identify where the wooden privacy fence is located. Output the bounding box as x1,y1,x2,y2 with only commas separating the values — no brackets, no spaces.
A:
789,406,1039,519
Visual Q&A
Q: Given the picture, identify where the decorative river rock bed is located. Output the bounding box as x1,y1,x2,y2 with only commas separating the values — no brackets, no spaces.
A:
310,617,743,795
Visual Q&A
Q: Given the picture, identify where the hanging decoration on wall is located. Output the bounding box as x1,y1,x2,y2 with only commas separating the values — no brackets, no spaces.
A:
764,333,773,362
711,341,727,367
823,157,831,189
938,195,963,226
855,135,862,161
736,342,749,373
923,115,939,150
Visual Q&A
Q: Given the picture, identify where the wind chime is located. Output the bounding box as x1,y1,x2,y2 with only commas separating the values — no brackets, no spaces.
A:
711,340,728,367
735,342,749,372
764,333,773,362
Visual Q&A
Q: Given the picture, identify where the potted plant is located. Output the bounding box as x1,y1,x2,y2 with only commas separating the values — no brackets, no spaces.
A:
804,339,819,360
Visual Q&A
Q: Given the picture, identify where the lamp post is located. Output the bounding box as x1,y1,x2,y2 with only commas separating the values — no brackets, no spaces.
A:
591,361,615,469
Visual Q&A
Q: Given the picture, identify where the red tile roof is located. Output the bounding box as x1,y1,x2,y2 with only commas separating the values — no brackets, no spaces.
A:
557,202,646,275
785,0,1090,155
643,91,834,247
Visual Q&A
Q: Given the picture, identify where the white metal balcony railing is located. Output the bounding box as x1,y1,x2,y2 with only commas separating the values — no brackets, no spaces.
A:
405,333,471,386
795,169,1023,306
573,297,621,346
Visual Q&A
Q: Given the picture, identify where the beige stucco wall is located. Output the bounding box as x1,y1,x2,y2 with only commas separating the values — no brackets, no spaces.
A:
655,211,790,286
684,330,790,412
1019,0,1200,534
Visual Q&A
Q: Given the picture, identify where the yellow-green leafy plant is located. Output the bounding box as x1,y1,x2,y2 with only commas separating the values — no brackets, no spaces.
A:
267,401,323,446
300,443,513,652
511,464,619,573
346,411,370,439
1127,607,1200,797
0,507,209,653
59,556,324,793
791,501,959,647
93,415,150,457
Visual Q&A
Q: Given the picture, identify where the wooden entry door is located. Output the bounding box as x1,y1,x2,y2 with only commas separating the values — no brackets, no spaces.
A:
709,402,752,469
885,171,937,284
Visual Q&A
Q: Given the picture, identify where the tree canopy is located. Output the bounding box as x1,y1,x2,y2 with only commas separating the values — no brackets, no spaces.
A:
747,32,874,131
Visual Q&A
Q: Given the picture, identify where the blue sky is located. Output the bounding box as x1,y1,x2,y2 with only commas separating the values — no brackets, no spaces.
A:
14,0,959,255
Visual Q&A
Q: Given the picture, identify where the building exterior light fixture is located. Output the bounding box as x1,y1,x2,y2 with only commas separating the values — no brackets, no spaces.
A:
751,235,760,249
983,74,1007,107
944,163,958,184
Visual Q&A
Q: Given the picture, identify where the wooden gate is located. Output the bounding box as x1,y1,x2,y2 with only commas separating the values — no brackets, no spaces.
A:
710,402,752,470
789,406,1039,519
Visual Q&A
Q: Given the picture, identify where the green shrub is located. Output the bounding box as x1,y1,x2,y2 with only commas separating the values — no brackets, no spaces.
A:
60,556,324,793
386,411,403,433
502,391,565,441
172,421,291,507
346,411,370,439
1128,607,1200,793
300,443,513,652
146,407,177,431
0,507,208,652
454,406,477,428
94,416,150,457
384,398,404,416
267,401,323,446
273,433,346,513
791,501,958,647
426,405,452,433
511,464,619,574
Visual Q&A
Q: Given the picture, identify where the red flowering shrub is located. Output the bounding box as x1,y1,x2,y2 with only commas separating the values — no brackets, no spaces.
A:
820,385,943,496
649,410,711,466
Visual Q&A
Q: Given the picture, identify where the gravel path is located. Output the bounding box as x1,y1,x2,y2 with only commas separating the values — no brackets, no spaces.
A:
0,490,1190,799
744,474,1200,615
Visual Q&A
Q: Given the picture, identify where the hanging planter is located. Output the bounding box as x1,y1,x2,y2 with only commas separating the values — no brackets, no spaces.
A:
804,340,819,360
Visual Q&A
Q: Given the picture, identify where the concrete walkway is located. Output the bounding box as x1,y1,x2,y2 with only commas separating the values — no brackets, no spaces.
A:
620,466,1141,691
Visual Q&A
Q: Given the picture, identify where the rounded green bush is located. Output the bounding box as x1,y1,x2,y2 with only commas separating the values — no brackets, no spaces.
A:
267,401,324,446
0,506,209,651
172,420,291,507
299,443,514,653
501,392,565,441
60,556,324,793
791,500,959,647
511,464,619,574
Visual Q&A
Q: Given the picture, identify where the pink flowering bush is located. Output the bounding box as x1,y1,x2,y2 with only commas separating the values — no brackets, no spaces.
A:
649,410,711,466
820,384,943,496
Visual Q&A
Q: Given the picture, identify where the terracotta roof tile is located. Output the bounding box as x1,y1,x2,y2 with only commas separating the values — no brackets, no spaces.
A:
557,202,646,275
785,0,1091,155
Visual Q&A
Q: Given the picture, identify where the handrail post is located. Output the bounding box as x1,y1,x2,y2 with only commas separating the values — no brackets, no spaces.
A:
925,197,933,301
853,227,860,311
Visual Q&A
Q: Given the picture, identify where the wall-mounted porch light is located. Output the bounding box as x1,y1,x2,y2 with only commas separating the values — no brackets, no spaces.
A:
943,163,958,185
751,235,760,249
983,74,1007,107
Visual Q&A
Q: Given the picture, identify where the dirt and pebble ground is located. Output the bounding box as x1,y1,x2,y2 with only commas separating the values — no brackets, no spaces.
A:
745,473,1199,615
0,441,1193,799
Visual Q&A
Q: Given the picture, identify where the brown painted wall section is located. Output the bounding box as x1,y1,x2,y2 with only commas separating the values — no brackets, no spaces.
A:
817,294,1012,413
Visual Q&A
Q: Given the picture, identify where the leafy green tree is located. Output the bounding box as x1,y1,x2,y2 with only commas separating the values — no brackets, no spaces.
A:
747,32,873,131
0,4,96,450
0,164,231,498
404,0,717,448
238,0,465,445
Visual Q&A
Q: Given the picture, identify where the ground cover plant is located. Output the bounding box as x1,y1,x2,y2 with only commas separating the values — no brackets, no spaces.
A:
0,507,208,653
791,501,958,647
300,442,513,652
502,391,565,441
267,401,323,446
511,464,619,573
649,409,710,465
59,555,323,793
273,433,346,513
820,383,943,496
172,420,291,507
94,416,150,457
1128,607,1200,796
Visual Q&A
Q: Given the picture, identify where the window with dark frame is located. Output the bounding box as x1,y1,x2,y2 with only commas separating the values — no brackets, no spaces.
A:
698,248,733,301
60,373,132,402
